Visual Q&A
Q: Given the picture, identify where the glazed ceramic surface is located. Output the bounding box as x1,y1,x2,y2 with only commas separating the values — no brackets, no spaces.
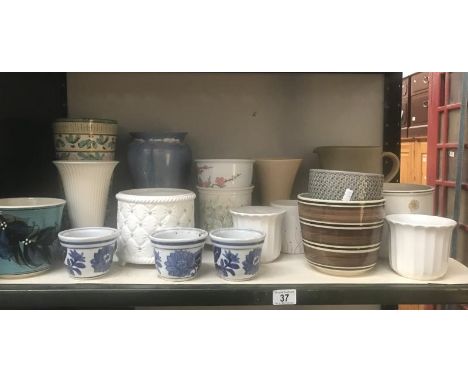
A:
297,194,385,225
300,220,383,248
380,183,434,258
197,186,253,233
209,228,265,281
54,161,118,228
0,198,65,277
230,206,285,263
313,146,400,182
386,214,457,280
116,188,195,265
195,159,254,188
58,227,118,278
255,159,302,205
270,200,304,254
128,132,192,188
308,169,383,201
303,241,379,276
383,183,434,215
150,228,207,281
53,118,117,161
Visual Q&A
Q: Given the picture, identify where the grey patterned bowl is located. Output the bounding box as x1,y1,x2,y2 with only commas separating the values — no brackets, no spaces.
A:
308,169,383,201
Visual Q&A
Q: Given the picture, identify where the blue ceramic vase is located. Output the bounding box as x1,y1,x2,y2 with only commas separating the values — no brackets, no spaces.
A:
127,132,192,188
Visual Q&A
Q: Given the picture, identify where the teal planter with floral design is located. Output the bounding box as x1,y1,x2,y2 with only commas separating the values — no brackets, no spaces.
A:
0,198,65,277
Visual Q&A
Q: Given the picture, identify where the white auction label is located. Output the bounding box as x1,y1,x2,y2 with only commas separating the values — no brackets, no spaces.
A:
273,289,297,305
342,188,354,201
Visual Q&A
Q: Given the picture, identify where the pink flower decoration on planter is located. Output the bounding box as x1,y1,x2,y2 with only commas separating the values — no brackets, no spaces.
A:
215,177,226,187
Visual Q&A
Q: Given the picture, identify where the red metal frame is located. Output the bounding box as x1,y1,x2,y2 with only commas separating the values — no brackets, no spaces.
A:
427,72,467,218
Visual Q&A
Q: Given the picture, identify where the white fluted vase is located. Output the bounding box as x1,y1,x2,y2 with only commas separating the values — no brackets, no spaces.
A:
54,161,118,227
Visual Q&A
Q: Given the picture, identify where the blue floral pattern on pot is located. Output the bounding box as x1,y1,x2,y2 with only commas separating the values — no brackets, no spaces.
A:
164,249,202,278
242,247,261,275
154,250,162,273
214,247,240,277
91,243,115,273
66,249,86,276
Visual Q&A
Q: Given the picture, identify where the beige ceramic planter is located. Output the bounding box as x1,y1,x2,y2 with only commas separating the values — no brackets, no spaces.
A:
255,158,302,206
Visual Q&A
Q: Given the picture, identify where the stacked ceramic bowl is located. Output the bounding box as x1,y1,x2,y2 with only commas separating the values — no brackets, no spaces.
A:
53,118,119,228
298,169,385,276
195,159,255,233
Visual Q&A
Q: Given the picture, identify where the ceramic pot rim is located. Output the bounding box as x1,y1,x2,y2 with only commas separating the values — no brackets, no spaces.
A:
309,168,383,178
303,240,380,253
299,217,384,226
270,200,298,207
383,183,435,194
195,159,255,163
255,158,303,162
302,238,381,250
209,228,265,245
53,160,119,166
299,219,383,230
54,118,118,124
385,214,457,228
58,227,119,245
314,145,383,150
150,228,208,245
230,206,286,217
0,197,66,209
116,188,196,203
197,185,254,193
298,194,385,206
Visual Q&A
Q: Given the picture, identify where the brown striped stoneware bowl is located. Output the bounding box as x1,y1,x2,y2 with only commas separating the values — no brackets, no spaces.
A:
299,219,383,248
303,241,379,276
297,193,385,225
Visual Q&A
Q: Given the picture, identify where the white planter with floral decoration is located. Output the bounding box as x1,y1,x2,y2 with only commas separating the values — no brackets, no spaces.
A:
197,186,254,234
195,159,254,188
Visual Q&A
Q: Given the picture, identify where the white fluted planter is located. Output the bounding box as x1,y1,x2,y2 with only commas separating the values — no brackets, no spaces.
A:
115,188,195,265
54,161,118,228
386,214,457,280
230,206,285,263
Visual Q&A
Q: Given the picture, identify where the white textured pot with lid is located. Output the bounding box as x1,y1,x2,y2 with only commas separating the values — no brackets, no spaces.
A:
116,188,195,265
386,214,457,281
230,206,285,263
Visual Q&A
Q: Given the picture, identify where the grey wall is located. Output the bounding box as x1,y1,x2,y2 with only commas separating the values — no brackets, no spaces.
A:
67,73,384,201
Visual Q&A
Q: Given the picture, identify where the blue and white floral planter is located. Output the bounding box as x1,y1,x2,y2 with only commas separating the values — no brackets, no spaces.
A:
58,227,119,278
209,228,265,281
150,228,208,281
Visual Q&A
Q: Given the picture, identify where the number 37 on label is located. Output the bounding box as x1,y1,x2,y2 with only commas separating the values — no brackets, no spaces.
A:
272,289,297,305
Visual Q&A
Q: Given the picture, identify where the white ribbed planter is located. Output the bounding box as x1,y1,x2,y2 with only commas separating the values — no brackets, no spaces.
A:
381,183,435,258
115,188,195,265
54,161,118,228
386,214,457,280
230,206,285,263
